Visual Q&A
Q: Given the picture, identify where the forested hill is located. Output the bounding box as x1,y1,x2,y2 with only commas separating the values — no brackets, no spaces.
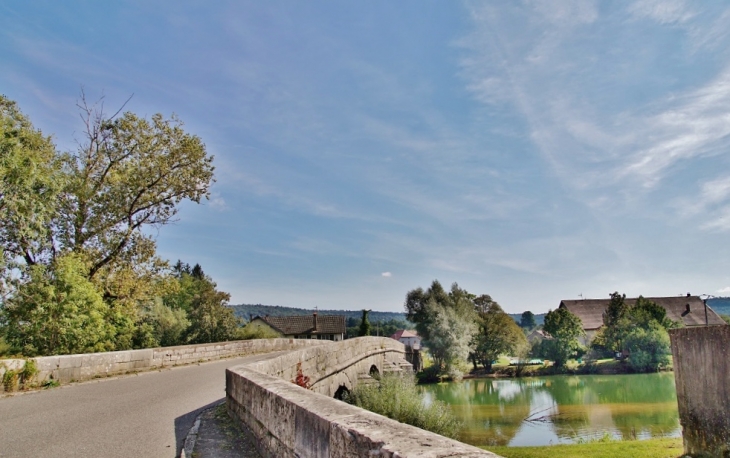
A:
230,304,408,323
230,303,546,326
708,297,730,316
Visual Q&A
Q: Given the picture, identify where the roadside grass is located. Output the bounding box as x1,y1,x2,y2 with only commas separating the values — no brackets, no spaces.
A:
481,437,684,458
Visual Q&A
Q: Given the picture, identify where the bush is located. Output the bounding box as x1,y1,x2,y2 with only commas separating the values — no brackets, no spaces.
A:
624,322,670,372
416,365,441,384
347,374,461,439
237,323,281,340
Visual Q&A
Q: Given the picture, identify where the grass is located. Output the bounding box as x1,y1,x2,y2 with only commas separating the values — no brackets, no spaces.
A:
482,437,684,458
347,373,461,439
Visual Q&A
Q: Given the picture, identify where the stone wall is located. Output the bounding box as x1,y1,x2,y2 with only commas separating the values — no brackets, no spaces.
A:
227,336,499,458
0,338,327,392
670,326,730,457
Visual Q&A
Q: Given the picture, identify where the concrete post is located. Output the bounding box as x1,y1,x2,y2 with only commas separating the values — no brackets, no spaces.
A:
669,326,730,457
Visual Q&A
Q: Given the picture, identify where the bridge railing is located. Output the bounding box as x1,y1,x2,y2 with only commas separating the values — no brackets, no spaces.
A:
0,338,327,391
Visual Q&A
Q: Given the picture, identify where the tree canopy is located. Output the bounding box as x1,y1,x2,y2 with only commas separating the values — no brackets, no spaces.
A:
519,311,536,329
594,293,677,371
537,307,585,367
471,298,528,371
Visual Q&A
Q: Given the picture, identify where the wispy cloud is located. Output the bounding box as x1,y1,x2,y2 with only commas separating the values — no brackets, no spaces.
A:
381,272,392,278
628,0,696,24
621,66,730,185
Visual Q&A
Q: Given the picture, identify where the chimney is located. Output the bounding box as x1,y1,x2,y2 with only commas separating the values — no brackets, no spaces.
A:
313,312,318,332
687,292,691,297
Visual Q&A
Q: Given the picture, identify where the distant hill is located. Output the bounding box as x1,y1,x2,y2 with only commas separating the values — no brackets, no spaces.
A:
708,297,730,317
508,313,546,326
231,303,546,327
229,304,408,324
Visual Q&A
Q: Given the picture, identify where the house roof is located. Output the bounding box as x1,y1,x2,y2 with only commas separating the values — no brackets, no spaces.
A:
257,314,345,335
559,296,726,330
390,329,419,340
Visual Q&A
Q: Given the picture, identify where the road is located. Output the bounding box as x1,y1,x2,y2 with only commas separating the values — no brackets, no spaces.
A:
0,352,280,458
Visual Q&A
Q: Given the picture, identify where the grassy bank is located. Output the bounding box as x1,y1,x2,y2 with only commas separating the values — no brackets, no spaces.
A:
481,437,683,458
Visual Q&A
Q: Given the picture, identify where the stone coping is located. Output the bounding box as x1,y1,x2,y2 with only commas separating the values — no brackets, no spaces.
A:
0,338,328,392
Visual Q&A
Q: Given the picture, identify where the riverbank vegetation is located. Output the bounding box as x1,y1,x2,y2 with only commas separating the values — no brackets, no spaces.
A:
0,95,242,357
406,281,679,381
481,436,683,458
345,373,461,439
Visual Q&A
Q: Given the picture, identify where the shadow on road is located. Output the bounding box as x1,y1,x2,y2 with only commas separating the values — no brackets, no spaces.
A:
174,398,225,457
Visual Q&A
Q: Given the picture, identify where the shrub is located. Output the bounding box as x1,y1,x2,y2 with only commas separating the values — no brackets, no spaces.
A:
347,373,461,439
237,323,281,340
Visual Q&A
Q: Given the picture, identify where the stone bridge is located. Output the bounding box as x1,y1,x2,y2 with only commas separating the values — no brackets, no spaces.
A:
1,337,497,458
226,336,494,457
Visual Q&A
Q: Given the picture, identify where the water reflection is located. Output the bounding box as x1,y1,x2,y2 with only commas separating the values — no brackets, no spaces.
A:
421,373,680,447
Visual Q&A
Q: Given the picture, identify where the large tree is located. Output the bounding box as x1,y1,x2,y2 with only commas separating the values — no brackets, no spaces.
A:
538,307,584,367
471,297,528,372
404,280,478,377
597,294,677,371
56,100,214,283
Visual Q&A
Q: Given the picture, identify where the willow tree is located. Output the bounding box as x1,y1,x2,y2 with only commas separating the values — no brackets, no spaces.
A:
405,281,478,378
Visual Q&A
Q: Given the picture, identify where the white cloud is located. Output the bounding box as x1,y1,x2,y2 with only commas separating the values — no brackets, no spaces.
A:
381,272,392,278
717,286,730,295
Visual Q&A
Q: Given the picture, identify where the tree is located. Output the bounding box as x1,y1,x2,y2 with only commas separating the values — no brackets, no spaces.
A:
471,297,527,371
1,253,115,355
598,294,677,358
599,292,631,354
539,307,585,367
358,309,371,336
519,311,536,329
0,95,62,292
597,294,676,372
622,320,671,372
423,299,476,379
55,100,214,293
174,264,241,344
404,280,478,377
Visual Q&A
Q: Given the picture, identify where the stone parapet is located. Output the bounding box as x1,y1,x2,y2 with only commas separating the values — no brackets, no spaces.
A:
0,338,327,392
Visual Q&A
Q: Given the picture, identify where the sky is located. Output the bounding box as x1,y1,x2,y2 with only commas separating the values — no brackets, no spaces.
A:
2,1,730,314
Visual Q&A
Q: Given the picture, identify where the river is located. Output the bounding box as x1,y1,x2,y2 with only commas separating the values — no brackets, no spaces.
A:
420,372,680,447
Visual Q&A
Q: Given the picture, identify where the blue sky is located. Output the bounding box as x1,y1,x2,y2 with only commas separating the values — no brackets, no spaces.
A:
3,1,730,314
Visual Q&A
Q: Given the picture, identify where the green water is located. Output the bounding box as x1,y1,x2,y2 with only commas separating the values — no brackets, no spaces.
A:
420,373,680,447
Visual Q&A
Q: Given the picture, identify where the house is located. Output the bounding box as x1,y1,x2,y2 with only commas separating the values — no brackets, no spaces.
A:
559,294,726,346
527,329,550,344
390,329,421,349
249,313,346,341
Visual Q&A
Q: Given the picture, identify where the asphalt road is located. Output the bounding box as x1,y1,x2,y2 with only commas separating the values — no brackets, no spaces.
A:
0,352,281,458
